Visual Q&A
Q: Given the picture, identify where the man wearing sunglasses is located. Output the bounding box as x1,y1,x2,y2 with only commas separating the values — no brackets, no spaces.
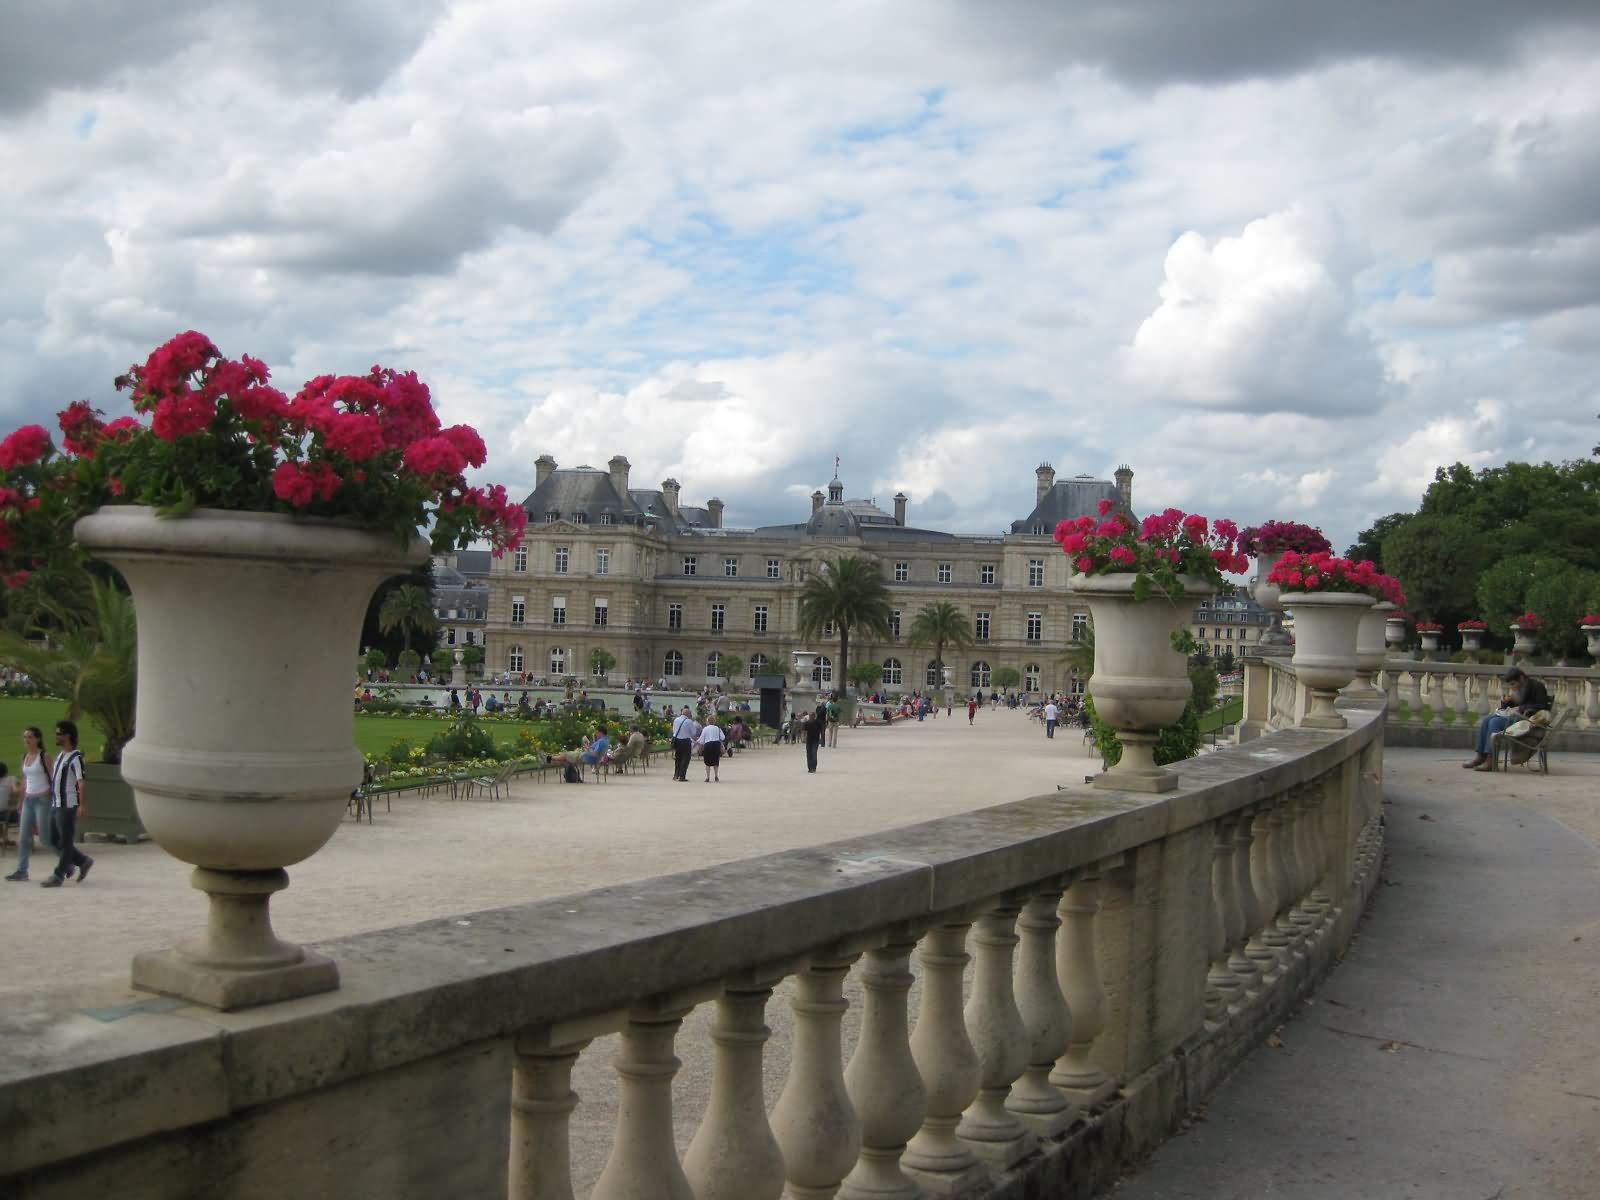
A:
40,721,93,888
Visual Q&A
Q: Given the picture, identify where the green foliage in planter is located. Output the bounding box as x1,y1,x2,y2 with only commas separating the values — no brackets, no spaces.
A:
461,644,484,668
423,714,504,763
363,647,388,673
396,648,422,673
1085,676,1208,770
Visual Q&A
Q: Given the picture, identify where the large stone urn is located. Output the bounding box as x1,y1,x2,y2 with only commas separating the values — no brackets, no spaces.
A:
1459,625,1486,652
1073,574,1212,793
1247,552,1292,650
1417,627,1443,658
1346,600,1395,698
1285,592,1374,729
1510,623,1539,657
1384,615,1408,651
76,507,428,1010
1583,625,1600,660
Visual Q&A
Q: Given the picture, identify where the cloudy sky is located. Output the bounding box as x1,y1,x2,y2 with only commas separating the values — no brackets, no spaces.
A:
4,1,1598,551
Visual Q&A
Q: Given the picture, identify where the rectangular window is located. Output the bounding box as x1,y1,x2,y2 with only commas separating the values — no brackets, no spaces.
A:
767,558,781,579
682,556,698,576
724,557,738,578
600,513,614,525
1072,612,1088,640
595,548,610,575
668,602,682,630
465,632,475,645
710,603,725,631
824,620,835,638
890,609,901,638
551,596,566,627
754,605,768,633
1027,611,1043,642
894,561,909,582
510,596,525,625
975,610,990,640
1028,559,1044,588
446,627,456,645
981,563,995,585
1198,627,1207,640
513,547,527,572
938,563,952,584
554,546,569,575
544,512,559,523
594,598,608,627
572,512,587,524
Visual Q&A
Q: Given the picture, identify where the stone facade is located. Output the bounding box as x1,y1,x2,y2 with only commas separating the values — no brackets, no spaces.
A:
481,458,1137,697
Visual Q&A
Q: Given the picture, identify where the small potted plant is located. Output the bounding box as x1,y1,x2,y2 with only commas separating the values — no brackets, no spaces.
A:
1509,611,1543,657
1456,619,1488,652
1414,621,1444,655
1266,552,1405,729
1056,503,1248,791
1579,615,1600,660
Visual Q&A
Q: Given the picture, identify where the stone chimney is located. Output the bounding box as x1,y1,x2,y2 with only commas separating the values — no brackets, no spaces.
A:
661,478,681,517
535,454,557,488
1115,464,1134,512
1035,461,1055,505
707,497,724,529
811,489,825,513
893,492,907,527
607,455,631,500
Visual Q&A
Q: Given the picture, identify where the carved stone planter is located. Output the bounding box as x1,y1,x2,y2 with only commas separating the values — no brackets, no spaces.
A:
1346,600,1395,698
1459,627,1486,652
1285,592,1373,729
76,506,428,1010
1248,552,1291,649
1384,616,1408,651
1417,629,1442,655
1073,574,1211,793
1510,624,1539,657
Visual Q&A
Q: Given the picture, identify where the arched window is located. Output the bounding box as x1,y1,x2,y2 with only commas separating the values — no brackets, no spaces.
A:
664,650,684,678
549,647,566,676
1024,662,1041,692
706,652,722,679
970,661,991,688
813,655,833,685
508,644,524,674
882,657,902,686
749,653,768,678
925,660,942,687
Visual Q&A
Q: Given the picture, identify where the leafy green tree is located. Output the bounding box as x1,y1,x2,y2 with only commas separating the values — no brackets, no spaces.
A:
714,652,743,684
0,577,137,762
1381,513,1488,625
991,665,1021,692
1526,569,1600,660
1345,512,1413,570
396,648,422,676
1419,460,1600,570
797,555,894,696
363,647,388,673
847,661,883,691
1475,554,1570,632
1216,649,1236,675
378,583,438,656
461,644,484,669
907,600,974,687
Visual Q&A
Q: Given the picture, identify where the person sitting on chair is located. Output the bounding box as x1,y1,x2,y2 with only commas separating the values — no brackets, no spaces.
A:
1464,666,1550,771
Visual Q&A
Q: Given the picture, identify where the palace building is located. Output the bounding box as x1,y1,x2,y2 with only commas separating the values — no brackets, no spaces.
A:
481,456,1175,697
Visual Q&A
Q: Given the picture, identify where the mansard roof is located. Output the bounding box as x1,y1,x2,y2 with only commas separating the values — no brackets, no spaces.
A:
1011,475,1124,534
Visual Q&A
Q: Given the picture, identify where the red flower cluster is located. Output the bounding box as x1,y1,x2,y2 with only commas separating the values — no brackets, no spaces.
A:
1456,619,1488,630
1414,622,1443,632
0,330,529,587
1053,499,1249,599
1511,612,1543,628
1237,519,1333,557
1265,550,1407,606
1580,615,1600,627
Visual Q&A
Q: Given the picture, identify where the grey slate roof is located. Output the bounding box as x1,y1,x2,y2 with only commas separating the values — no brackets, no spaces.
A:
1010,475,1124,534
523,467,640,525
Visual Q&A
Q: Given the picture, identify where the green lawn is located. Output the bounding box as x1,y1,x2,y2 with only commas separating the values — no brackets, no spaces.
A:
0,696,107,764
351,712,553,758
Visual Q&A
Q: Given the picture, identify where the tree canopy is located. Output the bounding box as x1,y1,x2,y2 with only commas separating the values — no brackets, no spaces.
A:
906,600,974,685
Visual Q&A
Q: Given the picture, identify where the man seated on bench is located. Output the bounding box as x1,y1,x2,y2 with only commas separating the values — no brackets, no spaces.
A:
546,725,612,776
1464,666,1550,772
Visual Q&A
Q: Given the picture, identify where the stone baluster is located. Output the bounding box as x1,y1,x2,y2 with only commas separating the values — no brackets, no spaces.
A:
1434,671,1451,726
903,921,986,1195
1301,784,1333,934
1474,671,1494,719
1007,882,1075,1136
1245,805,1287,977
1227,812,1262,995
1587,678,1600,729
509,1031,590,1200
772,950,863,1200
684,972,787,1200
840,931,926,1200
1407,669,1424,723
1270,799,1304,950
1382,668,1400,715
1205,821,1242,1019
1453,670,1471,725
1050,864,1117,1108
958,898,1037,1169
591,1003,696,1200
1286,790,1317,944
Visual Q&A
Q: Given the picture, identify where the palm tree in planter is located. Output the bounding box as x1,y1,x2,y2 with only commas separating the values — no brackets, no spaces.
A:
797,555,894,713
908,600,974,692
378,583,437,658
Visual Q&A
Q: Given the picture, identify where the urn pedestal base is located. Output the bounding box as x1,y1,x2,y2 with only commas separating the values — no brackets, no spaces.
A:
131,867,339,1010
1093,732,1179,793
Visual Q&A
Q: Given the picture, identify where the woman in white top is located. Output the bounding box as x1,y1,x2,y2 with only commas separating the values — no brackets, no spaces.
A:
696,719,726,782
5,726,54,881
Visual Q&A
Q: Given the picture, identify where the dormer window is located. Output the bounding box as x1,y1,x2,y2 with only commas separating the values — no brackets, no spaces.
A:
545,512,559,523
572,512,588,524
600,513,614,525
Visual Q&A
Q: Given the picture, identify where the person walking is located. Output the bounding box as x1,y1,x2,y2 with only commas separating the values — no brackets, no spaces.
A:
41,721,91,888
670,705,697,782
6,726,54,882
698,718,726,782
967,696,978,725
802,705,824,773
1044,698,1059,739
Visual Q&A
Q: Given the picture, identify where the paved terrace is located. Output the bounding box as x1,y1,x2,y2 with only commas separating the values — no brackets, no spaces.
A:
4,714,1597,1196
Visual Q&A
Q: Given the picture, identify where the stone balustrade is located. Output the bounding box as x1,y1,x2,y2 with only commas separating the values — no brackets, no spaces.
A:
2,696,1385,1199
1368,659,1600,752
